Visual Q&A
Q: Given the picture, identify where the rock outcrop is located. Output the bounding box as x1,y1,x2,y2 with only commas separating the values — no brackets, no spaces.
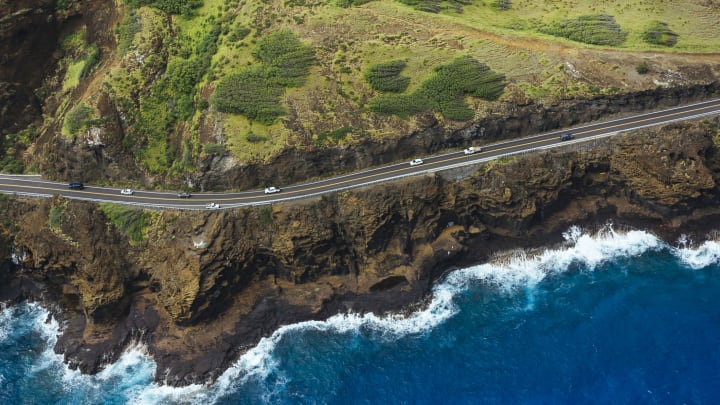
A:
1,116,719,385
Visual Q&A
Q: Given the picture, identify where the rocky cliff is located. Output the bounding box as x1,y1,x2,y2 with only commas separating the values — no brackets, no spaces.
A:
1,116,719,385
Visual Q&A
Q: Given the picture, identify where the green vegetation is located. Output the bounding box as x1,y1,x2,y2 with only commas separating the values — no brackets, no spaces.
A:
317,126,354,144
63,103,96,136
212,67,287,124
252,29,315,87
364,60,410,93
539,14,628,46
61,31,100,92
126,0,202,15
258,205,273,224
369,56,505,121
0,125,34,174
98,203,151,243
642,21,678,47
245,132,267,143
636,62,650,74
202,143,226,154
489,0,511,10
48,204,66,228
212,29,315,124
338,0,472,13
116,11,142,55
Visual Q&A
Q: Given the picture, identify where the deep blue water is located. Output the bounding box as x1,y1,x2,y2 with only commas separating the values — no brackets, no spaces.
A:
2,227,720,404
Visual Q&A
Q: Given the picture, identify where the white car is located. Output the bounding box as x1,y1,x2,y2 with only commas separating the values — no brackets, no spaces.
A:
120,188,134,195
205,202,220,209
463,147,481,155
409,159,424,166
264,186,281,194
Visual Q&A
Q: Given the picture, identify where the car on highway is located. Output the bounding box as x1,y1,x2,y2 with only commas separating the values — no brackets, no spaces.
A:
560,133,574,141
120,189,134,195
177,192,192,198
205,202,220,209
463,147,481,155
264,186,281,194
409,159,424,166
68,182,84,190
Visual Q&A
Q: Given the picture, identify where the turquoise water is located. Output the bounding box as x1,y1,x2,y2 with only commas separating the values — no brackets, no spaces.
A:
1,226,719,404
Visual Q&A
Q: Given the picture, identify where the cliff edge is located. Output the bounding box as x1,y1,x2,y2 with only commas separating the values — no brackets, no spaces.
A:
1,117,719,385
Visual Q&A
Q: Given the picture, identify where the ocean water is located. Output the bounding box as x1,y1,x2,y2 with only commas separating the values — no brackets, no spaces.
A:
2,225,720,404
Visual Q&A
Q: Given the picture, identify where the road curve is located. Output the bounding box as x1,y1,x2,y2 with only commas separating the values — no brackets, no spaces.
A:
2,98,720,210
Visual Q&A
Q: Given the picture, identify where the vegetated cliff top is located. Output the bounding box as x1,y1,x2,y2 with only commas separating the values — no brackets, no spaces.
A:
1,0,720,185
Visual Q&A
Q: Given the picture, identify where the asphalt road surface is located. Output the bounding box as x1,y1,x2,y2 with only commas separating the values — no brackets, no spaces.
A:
2,98,720,210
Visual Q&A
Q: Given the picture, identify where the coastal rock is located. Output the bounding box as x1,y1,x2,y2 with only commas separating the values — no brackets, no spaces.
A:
1,117,720,385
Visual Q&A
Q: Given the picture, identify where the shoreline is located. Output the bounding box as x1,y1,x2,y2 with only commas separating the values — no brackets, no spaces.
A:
0,216,720,388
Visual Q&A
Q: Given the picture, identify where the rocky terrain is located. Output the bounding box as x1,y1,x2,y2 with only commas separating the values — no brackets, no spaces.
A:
1,116,719,385
2,0,720,388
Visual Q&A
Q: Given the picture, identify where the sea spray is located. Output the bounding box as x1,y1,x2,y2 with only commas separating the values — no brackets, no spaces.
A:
2,226,720,404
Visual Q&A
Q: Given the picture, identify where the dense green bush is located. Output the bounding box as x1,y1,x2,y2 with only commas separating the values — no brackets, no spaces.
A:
337,0,373,7
98,203,150,243
489,0,511,10
337,0,471,13
642,21,678,47
369,56,505,121
64,103,95,135
202,143,226,154
364,60,410,93
48,204,65,228
117,12,141,55
246,132,267,143
252,29,315,87
213,30,315,123
212,67,287,124
126,0,202,15
0,155,24,174
539,14,628,46
317,126,354,144
636,62,650,74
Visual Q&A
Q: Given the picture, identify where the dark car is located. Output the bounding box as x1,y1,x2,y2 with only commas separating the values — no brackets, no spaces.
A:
68,182,84,190
177,192,192,198
560,133,574,141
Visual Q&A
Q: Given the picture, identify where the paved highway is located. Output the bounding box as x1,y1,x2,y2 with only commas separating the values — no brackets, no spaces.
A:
2,98,720,210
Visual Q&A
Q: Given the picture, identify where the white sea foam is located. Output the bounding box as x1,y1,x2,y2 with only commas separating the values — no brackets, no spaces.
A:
443,225,662,294
178,225,666,403
673,239,720,269
5,225,718,404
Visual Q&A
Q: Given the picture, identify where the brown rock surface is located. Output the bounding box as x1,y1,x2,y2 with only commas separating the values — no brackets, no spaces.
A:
1,117,720,385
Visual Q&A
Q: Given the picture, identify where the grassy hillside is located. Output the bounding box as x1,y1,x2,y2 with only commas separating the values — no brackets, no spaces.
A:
4,0,720,181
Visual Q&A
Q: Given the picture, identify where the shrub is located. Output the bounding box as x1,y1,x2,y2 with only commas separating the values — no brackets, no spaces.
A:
317,126,354,144
80,44,100,79
539,14,628,46
636,62,650,74
642,21,678,47
0,155,24,174
48,204,65,228
211,67,287,124
490,0,511,10
202,143,226,154
252,29,315,87
364,60,410,93
126,0,202,15
117,12,141,55
63,103,95,135
246,132,267,143
98,203,150,243
213,30,315,123
337,0,373,7
369,56,506,121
